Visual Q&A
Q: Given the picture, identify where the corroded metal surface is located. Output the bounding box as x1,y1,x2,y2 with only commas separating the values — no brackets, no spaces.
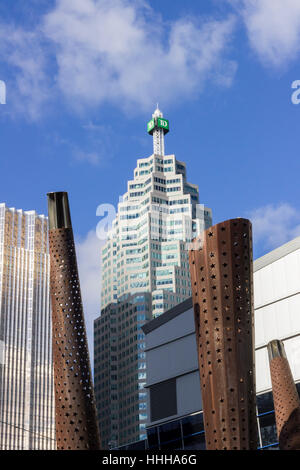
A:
48,192,101,450
268,340,300,450
189,218,257,450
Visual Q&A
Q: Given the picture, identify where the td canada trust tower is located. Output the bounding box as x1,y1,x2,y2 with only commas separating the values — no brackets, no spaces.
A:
94,107,212,448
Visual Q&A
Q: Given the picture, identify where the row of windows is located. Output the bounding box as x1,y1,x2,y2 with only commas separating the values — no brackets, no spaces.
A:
152,196,189,206
154,176,181,185
138,160,152,168
184,184,198,194
154,185,181,193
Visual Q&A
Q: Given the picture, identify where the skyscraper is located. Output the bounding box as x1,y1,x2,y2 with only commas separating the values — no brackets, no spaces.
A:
94,108,212,448
94,293,152,449
0,203,55,450
101,107,212,316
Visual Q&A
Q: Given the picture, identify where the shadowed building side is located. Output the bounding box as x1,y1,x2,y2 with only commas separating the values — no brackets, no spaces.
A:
268,339,300,450
189,218,258,450
48,192,101,450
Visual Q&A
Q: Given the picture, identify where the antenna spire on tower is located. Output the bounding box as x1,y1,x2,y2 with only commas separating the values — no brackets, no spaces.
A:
147,107,169,156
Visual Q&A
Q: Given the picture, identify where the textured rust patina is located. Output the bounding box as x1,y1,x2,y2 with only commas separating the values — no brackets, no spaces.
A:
189,218,257,450
268,340,300,450
48,192,101,450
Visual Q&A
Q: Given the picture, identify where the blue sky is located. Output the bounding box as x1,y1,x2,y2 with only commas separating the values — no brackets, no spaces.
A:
1,0,300,351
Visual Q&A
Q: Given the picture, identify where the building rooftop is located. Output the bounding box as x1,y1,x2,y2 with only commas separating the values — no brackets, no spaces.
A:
253,235,300,271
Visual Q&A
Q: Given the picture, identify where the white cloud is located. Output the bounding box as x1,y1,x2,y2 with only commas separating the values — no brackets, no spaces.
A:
0,0,237,118
0,23,51,119
3,0,300,118
49,122,115,166
73,149,101,166
233,0,300,67
76,230,105,366
83,121,108,132
42,0,236,111
249,203,300,251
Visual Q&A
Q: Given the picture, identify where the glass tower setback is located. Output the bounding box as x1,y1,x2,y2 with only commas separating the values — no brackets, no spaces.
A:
0,203,55,450
101,107,212,316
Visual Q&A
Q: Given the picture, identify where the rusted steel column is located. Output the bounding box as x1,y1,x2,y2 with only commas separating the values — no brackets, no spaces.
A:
189,218,257,450
47,192,101,450
268,340,300,450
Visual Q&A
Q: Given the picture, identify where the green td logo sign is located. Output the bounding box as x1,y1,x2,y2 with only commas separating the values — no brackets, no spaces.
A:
157,118,169,131
147,117,169,134
147,119,155,133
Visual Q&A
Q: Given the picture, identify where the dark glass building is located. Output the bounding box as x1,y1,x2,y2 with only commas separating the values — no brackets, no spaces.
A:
119,386,300,450
94,293,152,448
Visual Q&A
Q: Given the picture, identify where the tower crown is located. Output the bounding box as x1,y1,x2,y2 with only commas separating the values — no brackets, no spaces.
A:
152,105,163,119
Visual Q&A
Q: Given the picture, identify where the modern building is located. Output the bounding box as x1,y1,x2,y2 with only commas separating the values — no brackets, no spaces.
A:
135,236,300,450
0,203,55,450
94,293,152,448
94,108,212,448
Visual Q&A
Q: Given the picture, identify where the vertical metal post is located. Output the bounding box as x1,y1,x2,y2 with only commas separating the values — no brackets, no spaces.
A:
189,218,257,450
47,192,101,450
268,340,300,450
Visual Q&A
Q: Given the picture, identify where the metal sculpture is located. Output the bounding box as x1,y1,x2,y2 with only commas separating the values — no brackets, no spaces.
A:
189,218,257,450
47,192,101,450
268,339,300,450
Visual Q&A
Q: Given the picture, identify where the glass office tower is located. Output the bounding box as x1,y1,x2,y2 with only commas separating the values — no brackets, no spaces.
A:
0,203,55,449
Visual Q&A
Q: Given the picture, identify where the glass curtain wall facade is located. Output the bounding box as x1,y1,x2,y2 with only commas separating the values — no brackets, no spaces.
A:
94,293,152,449
0,203,55,450
119,385,300,450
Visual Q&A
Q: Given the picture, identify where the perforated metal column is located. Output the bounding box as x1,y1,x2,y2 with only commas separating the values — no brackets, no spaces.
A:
268,340,300,450
189,218,257,450
48,192,101,450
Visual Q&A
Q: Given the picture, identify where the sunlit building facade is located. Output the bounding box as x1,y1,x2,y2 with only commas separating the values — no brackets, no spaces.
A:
0,203,55,450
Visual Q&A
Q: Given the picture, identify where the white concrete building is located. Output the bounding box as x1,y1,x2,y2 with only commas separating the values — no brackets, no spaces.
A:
141,236,300,450
101,107,212,317
254,238,300,394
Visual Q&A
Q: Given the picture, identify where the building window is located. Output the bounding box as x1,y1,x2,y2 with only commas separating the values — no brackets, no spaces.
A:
259,411,277,448
150,378,177,422
159,420,182,450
